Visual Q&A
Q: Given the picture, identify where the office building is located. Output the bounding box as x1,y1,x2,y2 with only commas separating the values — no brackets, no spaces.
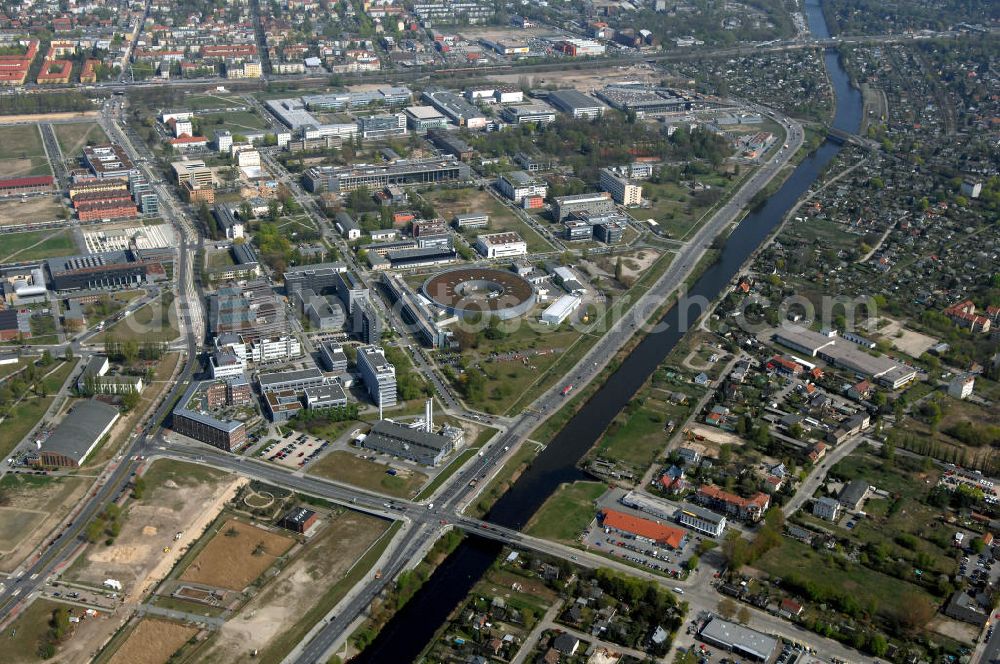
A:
474,232,527,259
358,113,407,140
382,272,456,349
83,144,138,179
319,342,348,373
304,383,348,409
357,345,397,408
421,89,487,129
454,213,489,229
553,191,615,221
427,130,475,161
500,104,557,125
172,380,249,451
303,158,468,193
599,168,642,205
258,367,328,393
677,503,727,537
497,171,547,203
404,106,448,132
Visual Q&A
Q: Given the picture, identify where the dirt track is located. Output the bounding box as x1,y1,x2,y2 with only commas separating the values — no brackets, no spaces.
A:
0,111,99,124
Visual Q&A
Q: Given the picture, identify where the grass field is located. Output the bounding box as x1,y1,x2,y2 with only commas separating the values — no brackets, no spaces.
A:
0,196,65,227
525,481,605,544
143,458,229,494
199,110,268,132
0,361,76,460
105,619,198,664
180,518,294,590
181,92,246,111
453,322,588,415
308,450,427,498
756,536,937,623
422,187,552,254
94,294,178,344
1,598,64,663
0,125,49,178
592,402,668,469
52,122,108,157
0,229,76,263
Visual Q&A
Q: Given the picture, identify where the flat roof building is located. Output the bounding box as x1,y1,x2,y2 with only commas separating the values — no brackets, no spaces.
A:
553,191,615,221
361,419,463,466
474,232,527,259
40,399,119,467
699,617,779,662
677,503,727,537
547,89,606,119
357,345,397,408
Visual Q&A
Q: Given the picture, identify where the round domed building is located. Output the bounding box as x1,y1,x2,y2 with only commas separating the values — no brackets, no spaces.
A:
422,267,536,321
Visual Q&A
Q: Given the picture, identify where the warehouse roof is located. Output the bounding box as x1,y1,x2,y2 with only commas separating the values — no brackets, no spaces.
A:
699,617,778,661
42,399,120,464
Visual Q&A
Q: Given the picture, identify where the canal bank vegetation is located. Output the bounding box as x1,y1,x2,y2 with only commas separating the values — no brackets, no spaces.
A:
349,529,465,656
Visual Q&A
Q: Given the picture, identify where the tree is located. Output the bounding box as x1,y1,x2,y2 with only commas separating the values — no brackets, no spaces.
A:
737,606,751,625
685,554,700,571
64,346,74,362
717,598,737,620
39,350,53,366
132,477,146,499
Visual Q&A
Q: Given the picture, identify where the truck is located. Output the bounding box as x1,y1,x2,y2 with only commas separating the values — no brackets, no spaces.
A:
561,384,574,396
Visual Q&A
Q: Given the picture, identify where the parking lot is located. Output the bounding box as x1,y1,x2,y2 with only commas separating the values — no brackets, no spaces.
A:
581,523,691,578
261,431,328,470
957,547,1000,589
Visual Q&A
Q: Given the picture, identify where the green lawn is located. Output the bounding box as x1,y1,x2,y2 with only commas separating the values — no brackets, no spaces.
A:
0,229,76,264
525,480,606,544
198,110,268,132
0,125,49,179
415,447,479,502
308,450,427,498
94,294,178,344
1,598,65,663
592,401,671,473
52,122,108,157
182,92,244,111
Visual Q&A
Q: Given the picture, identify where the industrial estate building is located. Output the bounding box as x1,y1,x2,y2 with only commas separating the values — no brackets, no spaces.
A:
772,326,917,389
360,417,463,466
39,400,120,468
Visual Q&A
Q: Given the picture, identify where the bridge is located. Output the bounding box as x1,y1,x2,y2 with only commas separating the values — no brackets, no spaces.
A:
827,127,881,151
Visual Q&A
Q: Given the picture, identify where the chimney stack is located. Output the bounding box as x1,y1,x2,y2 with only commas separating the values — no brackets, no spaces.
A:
425,398,433,433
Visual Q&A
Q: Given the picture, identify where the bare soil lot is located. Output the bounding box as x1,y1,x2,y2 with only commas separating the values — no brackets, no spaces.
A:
180,519,294,591
106,619,197,664
0,474,89,573
65,460,241,600
0,195,66,226
202,511,389,663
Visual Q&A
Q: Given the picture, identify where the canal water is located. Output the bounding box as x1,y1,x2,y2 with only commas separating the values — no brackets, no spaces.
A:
350,5,861,661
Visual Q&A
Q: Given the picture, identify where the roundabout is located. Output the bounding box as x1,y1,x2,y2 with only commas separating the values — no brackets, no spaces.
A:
422,267,536,320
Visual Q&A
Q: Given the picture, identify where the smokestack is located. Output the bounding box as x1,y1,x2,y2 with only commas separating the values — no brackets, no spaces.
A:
425,398,433,433
378,400,383,421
